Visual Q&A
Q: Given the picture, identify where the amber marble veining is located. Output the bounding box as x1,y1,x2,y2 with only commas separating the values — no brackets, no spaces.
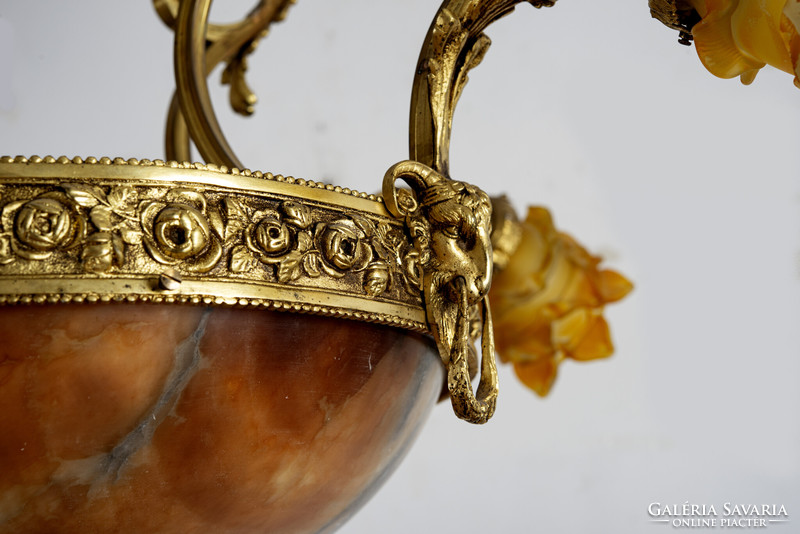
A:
0,304,442,533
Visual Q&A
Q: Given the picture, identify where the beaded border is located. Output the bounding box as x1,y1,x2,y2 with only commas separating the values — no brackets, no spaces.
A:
0,157,427,332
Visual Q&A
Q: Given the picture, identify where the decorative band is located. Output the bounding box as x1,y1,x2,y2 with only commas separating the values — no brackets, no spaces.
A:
0,156,427,332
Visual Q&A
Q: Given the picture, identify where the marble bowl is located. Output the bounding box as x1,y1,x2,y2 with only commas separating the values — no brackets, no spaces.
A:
0,304,443,533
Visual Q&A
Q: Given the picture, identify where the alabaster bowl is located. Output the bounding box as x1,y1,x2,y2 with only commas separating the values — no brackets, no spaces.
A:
0,303,443,533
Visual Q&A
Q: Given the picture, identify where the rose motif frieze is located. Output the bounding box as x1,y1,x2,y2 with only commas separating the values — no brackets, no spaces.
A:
0,160,426,330
0,183,149,274
236,201,313,283
231,199,406,296
152,205,210,259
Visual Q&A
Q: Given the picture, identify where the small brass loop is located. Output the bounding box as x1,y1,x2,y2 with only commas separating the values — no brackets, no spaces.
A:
382,161,435,218
477,294,499,405
446,278,498,424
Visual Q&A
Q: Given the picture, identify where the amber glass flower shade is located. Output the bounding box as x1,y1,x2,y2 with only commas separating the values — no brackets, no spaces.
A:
0,304,443,533
489,207,633,397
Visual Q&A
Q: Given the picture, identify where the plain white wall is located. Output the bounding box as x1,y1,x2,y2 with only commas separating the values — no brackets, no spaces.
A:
1,1,798,533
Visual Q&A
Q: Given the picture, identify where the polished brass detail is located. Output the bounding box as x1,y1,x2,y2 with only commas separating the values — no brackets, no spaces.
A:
140,187,225,272
158,267,183,290
0,156,426,331
155,0,296,166
490,196,523,271
0,0,570,425
383,160,497,424
409,0,556,174
398,0,559,423
648,0,700,45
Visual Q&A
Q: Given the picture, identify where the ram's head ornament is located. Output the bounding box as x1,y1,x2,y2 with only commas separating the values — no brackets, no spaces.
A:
384,160,498,424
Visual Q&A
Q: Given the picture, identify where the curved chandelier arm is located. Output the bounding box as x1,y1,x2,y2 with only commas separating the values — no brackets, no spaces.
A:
409,0,556,176
163,0,294,166
174,0,240,167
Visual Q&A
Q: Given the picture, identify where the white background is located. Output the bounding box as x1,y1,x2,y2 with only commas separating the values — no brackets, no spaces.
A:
1,1,799,533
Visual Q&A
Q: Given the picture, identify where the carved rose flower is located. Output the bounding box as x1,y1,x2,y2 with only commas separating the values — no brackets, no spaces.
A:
240,202,313,282
15,198,73,251
319,219,371,272
153,205,211,260
488,207,633,397
1,192,84,261
252,212,292,256
140,189,223,273
245,202,312,259
687,0,800,88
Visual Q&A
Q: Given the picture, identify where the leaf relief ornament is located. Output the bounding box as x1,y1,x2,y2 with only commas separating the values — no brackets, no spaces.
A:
65,183,141,273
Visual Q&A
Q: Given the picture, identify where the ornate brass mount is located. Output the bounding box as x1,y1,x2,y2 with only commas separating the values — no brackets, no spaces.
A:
0,0,558,424
383,161,498,423
0,156,426,330
394,0,557,423
152,0,559,423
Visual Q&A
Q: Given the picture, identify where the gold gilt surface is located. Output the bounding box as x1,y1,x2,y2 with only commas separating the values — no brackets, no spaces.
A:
397,0,557,422
0,0,557,423
0,156,427,331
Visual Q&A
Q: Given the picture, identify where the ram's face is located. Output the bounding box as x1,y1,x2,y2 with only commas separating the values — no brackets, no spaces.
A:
426,191,493,307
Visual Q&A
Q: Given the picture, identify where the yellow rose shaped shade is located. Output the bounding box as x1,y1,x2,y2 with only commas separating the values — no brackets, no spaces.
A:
687,0,800,87
488,207,633,397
